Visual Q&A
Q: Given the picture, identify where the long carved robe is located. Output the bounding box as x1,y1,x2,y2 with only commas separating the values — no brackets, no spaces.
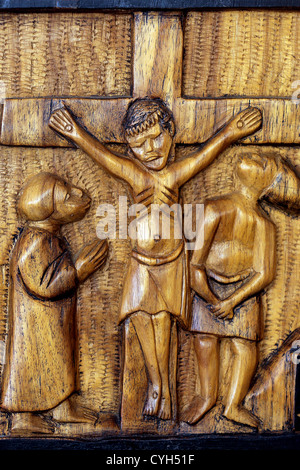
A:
0,226,78,412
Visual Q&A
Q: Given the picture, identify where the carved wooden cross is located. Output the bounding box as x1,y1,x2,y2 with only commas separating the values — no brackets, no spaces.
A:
0,9,299,434
0,12,299,148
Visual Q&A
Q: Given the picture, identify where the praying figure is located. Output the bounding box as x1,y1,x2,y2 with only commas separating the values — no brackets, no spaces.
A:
49,99,262,420
0,172,108,434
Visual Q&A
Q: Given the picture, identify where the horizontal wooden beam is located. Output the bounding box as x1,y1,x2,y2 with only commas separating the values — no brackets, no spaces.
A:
1,97,299,147
0,98,131,147
175,98,300,145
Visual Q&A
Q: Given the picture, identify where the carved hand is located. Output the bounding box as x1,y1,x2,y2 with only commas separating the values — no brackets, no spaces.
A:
75,239,109,283
226,107,262,141
207,298,235,320
49,106,81,140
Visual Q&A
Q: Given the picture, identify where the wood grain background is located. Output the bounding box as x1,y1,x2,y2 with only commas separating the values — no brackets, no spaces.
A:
183,11,300,99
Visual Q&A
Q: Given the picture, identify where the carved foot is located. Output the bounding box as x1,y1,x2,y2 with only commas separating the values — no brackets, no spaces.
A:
228,107,262,140
143,383,161,417
61,406,98,424
181,396,214,425
157,388,172,420
11,413,56,436
223,405,259,428
53,395,98,424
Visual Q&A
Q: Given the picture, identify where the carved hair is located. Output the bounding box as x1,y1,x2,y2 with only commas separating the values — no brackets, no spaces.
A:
261,157,300,214
237,153,300,214
123,98,175,138
17,172,61,221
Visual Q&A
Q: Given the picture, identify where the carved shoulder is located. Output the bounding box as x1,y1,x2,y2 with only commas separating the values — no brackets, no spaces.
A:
204,196,239,219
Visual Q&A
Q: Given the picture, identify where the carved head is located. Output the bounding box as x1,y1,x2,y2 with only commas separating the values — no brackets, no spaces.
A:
123,98,175,171
236,153,278,196
17,172,91,225
236,153,300,214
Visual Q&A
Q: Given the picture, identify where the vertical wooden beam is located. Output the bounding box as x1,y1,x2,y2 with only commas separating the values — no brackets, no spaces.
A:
132,12,183,106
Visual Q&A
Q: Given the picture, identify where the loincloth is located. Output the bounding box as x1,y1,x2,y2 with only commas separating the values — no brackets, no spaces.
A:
190,273,263,341
119,242,190,328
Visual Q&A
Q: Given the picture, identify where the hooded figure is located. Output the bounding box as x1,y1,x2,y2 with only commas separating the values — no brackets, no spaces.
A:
0,172,107,424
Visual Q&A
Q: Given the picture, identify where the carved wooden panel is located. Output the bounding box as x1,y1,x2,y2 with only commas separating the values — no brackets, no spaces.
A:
0,7,299,443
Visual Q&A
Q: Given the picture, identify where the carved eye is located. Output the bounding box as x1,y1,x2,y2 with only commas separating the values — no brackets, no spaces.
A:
131,141,144,149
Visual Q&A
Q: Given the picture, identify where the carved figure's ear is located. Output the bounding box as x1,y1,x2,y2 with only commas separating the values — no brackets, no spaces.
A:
168,120,175,137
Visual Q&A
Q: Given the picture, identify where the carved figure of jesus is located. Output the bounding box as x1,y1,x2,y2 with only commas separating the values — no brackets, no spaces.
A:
49,98,262,420
184,153,278,428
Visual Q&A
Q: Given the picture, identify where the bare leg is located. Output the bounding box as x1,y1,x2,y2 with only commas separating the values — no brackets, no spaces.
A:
181,334,219,424
131,312,162,417
223,337,259,428
152,311,172,420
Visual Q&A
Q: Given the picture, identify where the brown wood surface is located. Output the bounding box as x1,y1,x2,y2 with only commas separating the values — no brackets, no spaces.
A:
0,9,299,437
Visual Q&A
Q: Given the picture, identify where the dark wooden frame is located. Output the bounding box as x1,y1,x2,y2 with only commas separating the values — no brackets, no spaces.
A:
0,0,300,9
0,0,299,453
0,433,300,451
0,0,300,10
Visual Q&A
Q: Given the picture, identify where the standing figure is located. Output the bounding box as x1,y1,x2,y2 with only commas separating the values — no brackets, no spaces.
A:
0,172,108,434
183,153,279,427
49,99,262,420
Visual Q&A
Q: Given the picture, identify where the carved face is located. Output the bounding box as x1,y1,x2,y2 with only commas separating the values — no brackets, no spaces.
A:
51,180,91,224
126,123,173,171
236,153,275,194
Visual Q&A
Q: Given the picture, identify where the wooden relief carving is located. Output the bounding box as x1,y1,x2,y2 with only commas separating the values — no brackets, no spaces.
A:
0,8,299,441
1,173,108,434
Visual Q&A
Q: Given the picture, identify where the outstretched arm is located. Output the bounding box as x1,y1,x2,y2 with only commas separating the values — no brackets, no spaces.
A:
49,107,144,189
171,107,262,188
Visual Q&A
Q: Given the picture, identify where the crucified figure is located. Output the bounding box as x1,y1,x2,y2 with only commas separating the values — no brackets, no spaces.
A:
49,98,262,420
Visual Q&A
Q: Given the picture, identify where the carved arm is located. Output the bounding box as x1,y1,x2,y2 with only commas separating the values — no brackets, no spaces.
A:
49,107,144,189
171,107,262,187
19,248,78,300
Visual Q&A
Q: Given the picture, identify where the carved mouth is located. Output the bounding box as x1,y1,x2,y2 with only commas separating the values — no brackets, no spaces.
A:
145,155,162,162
